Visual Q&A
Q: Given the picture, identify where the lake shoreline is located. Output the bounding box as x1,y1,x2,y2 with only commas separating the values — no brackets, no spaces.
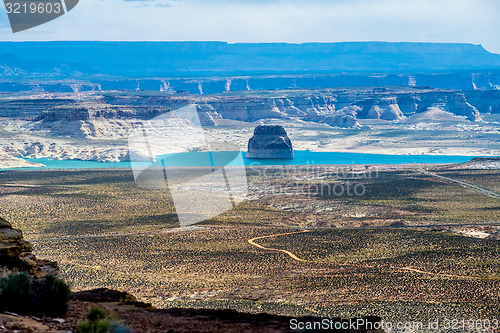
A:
0,150,482,171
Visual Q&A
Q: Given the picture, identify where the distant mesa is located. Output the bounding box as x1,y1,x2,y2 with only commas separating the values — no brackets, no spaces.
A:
1,41,500,76
246,125,294,159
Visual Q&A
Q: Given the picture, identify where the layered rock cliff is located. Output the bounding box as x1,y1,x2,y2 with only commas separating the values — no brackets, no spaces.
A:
35,104,170,122
31,103,173,139
102,88,489,128
246,125,294,159
1,86,499,167
2,72,500,95
0,217,58,278
0,88,491,160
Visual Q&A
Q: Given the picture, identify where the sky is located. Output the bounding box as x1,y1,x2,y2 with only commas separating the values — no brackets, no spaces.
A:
0,0,499,53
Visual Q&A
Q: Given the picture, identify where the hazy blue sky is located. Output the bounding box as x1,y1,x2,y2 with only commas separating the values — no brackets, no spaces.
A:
1,0,499,53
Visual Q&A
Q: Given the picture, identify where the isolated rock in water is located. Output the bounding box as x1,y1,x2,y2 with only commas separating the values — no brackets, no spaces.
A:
246,125,293,159
0,216,58,278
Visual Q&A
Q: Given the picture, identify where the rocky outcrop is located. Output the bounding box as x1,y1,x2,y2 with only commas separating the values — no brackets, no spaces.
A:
1,88,497,164
35,103,171,122
0,150,44,169
195,104,222,126
3,71,500,94
0,98,76,118
306,106,361,128
74,288,143,304
457,157,500,170
487,230,500,240
415,92,481,121
0,217,58,278
4,140,132,164
246,125,294,159
100,88,496,129
0,290,383,332
32,102,221,140
358,97,405,120
464,90,500,114
210,98,288,122
31,102,173,139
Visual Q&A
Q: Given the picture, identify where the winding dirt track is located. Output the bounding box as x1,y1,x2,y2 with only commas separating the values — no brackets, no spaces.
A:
247,230,313,262
393,266,499,280
247,229,499,280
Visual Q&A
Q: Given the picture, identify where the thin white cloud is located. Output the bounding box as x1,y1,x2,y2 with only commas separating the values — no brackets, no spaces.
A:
1,0,499,53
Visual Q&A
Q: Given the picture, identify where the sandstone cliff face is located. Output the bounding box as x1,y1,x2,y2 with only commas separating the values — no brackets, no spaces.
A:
195,104,222,126
464,90,500,114
32,103,173,139
16,87,500,144
35,103,171,122
0,98,76,118
96,88,493,129
246,125,293,159
357,97,405,120
415,92,481,121
459,157,500,170
211,98,288,122
3,72,500,95
33,101,221,138
0,217,58,278
396,94,419,116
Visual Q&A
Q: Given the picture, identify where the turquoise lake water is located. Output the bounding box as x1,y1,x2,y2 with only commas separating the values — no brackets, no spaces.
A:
1,150,482,171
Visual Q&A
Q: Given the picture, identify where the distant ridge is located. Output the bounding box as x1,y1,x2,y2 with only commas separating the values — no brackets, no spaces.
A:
1,41,500,78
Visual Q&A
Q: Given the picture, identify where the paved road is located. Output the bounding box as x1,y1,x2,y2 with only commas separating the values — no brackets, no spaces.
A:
420,169,500,199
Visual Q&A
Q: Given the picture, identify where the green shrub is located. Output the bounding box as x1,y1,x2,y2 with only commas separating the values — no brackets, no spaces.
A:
78,306,133,333
32,274,72,316
0,272,35,313
0,272,71,317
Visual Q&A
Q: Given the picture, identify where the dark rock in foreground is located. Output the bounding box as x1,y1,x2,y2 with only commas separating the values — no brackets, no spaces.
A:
1,289,384,332
246,125,294,159
0,216,58,278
